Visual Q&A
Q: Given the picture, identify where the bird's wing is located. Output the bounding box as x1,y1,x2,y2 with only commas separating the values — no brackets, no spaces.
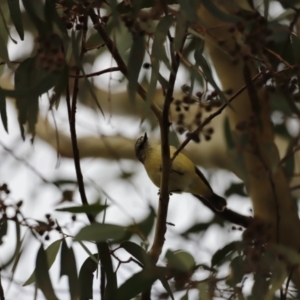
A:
194,167,213,192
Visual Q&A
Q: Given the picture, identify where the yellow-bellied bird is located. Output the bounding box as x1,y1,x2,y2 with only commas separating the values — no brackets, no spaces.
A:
135,133,226,212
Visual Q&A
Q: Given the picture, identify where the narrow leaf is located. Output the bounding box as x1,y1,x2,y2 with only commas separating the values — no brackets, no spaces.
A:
78,253,99,300
116,267,167,300
1,219,22,269
60,240,79,300
127,34,145,103
7,0,24,40
75,223,126,242
146,15,173,106
174,11,187,51
35,244,59,300
96,242,117,299
181,222,211,237
194,44,228,103
224,117,234,149
14,57,59,138
21,0,48,36
56,203,109,215
0,94,8,132
120,241,151,266
165,250,195,273
44,0,67,36
0,220,7,245
23,239,62,286
211,241,242,267
0,33,10,64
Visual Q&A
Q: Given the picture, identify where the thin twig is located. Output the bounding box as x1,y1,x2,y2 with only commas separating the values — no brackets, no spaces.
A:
148,35,186,262
69,67,120,78
264,48,293,69
65,19,94,223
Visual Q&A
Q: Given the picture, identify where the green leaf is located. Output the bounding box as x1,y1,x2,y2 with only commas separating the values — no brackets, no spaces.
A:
51,178,78,186
120,241,174,299
7,0,24,40
225,182,247,197
75,223,126,242
14,58,38,139
1,219,22,269
174,11,187,52
56,203,109,215
60,240,79,300
180,222,211,237
0,220,7,245
9,240,24,287
13,57,60,139
0,33,10,65
224,117,234,149
85,32,104,49
146,15,173,106
291,33,300,64
44,0,68,36
120,241,151,266
165,250,195,273
211,241,242,267
194,42,228,104
127,34,145,103
71,31,104,115
23,239,62,286
226,256,247,287
250,273,269,300
96,242,117,299
78,253,99,300
21,0,48,36
116,267,167,300
0,93,8,132
35,244,59,300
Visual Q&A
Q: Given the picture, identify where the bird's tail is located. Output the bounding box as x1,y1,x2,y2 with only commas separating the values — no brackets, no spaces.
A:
193,193,227,212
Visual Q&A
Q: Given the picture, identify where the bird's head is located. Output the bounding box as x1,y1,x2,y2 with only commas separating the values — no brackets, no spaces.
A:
135,133,149,163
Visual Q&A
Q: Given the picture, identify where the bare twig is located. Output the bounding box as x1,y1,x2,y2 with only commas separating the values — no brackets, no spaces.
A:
69,67,120,78
148,35,186,263
65,17,94,223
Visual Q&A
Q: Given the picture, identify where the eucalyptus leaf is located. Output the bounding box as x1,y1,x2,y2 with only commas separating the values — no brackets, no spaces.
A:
75,223,126,242
23,239,62,286
0,94,8,132
7,0,24,40
56,203,108,215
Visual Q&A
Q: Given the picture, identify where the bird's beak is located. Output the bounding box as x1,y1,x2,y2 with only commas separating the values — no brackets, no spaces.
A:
143,132,148,142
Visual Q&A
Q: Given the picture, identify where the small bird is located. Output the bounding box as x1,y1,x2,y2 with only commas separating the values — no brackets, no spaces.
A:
135,133,226,212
